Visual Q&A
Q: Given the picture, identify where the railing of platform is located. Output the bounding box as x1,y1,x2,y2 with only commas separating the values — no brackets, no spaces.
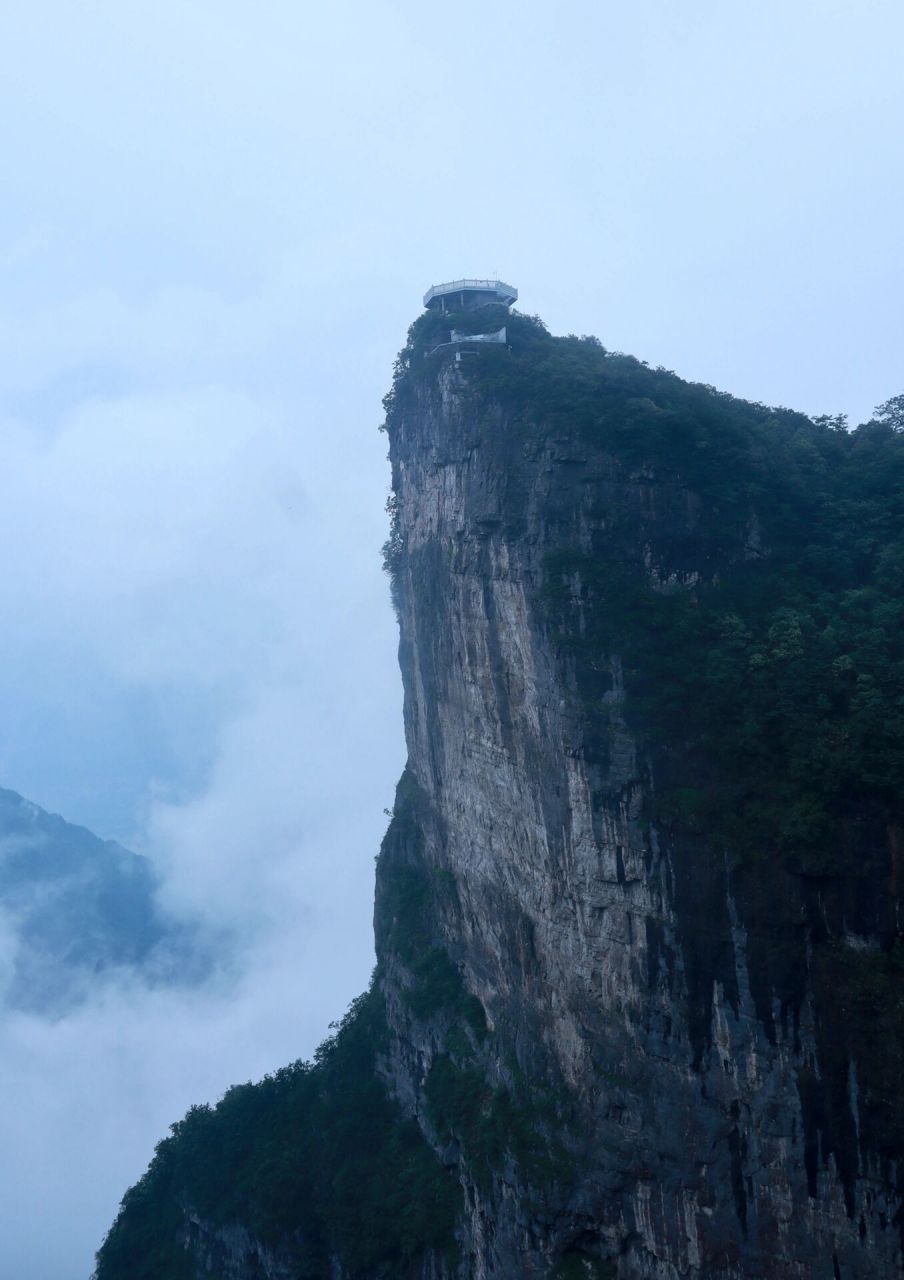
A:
424,279,518,306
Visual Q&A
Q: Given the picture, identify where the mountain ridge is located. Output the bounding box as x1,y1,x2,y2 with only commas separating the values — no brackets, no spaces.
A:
0,784,207,1013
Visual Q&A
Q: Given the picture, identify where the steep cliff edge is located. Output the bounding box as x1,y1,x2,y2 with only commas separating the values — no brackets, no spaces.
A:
95,308,903,1280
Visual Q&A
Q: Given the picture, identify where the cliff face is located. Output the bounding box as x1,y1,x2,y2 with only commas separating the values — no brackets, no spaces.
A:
375,312,903,1278
95,309,903,1280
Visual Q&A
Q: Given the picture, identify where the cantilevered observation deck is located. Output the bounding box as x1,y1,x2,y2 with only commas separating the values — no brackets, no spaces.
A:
424,278,518,312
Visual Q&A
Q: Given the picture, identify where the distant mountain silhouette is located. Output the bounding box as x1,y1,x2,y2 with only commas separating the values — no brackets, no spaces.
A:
0,787,208,1014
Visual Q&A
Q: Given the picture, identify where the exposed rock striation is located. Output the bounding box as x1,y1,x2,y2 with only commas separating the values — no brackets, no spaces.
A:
95,307,903,1279
375,312,902,1278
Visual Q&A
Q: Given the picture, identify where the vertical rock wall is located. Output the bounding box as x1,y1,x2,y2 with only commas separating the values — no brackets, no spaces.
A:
379,355,902,1279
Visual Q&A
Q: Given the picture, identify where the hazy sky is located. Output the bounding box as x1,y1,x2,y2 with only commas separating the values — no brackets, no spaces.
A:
0,2,901,1276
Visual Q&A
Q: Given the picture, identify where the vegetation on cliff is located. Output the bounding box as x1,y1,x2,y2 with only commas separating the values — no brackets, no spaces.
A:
95,979,460,1280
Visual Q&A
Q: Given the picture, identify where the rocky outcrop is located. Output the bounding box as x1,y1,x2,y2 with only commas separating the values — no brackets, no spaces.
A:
374,320,902,1278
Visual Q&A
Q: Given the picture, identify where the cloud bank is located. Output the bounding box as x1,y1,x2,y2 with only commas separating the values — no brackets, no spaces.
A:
0,278,402,1277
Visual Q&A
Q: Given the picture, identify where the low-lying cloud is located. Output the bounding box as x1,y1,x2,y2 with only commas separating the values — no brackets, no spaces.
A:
0,276,403,1279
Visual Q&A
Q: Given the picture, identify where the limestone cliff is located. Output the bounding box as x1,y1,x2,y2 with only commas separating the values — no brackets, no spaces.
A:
95,307,904,1280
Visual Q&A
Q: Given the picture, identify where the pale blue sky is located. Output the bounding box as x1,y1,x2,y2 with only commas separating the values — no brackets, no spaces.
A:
0,2,900,1276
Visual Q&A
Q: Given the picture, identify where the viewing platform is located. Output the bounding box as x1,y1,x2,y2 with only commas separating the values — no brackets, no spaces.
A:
423,278,518,312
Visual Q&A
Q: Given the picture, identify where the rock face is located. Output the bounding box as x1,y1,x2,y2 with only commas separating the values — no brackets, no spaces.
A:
95,308,903,1280
374,314,903,1278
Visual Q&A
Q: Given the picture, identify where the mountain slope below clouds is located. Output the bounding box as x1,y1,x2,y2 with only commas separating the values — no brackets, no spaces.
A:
0,786,206,1014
